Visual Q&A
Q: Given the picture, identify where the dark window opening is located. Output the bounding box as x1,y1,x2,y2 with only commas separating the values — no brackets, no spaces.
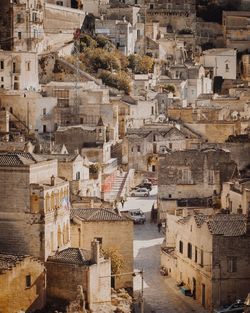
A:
26,275,31,288
187,243,192,259
179,241,183,254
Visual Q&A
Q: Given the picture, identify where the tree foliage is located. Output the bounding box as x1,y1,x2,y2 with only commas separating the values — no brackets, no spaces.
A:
98,70,131,94
128,54,154,74
102,247,124,275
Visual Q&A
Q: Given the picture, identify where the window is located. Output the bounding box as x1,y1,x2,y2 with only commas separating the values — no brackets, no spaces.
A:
76,171,80,181
195,246,198,263
94,237,102,248
16,14,22,23
179,241,183,254
1,77,3,82
43,108,46,115
227,257,237,273
56,1,63,5
208,170,214,185
200,249,204,267
0,61,3,70
149,4,154,9
137,145,140,152
225,63,229,72
168,194,172,198
187,243,192,259
169,143,172,150
43,125,47,133
26,275,31,288
151,106,154,115
26,61,31,71
18,32,22,40
131,146,134,152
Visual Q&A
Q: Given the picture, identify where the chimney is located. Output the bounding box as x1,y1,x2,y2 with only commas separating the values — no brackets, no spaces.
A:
51,175,55,186
91,239,100,264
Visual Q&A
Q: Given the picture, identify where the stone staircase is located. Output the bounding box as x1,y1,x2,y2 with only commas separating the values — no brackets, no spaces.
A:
104,172,128,202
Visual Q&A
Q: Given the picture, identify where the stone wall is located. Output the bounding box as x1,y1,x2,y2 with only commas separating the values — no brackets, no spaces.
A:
71,220,134,289
0,256,45,313
46,261,88,301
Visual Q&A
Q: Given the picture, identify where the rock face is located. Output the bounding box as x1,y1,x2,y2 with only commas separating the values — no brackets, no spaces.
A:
91,289,133,313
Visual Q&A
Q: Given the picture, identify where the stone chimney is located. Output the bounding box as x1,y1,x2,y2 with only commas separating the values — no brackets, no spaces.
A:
91,239,100,264
51,175,55,186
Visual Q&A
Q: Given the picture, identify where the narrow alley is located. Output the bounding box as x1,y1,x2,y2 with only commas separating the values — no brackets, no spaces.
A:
122,189,209,313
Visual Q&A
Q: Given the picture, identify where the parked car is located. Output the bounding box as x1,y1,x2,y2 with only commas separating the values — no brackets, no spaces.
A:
128,209,146,224
130,188,150,197
132,182,152,191
213,300,244,313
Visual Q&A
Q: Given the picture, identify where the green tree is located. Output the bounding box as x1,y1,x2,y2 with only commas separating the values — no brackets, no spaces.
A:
128,54,154,74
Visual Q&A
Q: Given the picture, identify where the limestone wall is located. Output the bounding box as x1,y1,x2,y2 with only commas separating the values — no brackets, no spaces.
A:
0,256,45,313
71,220,134,289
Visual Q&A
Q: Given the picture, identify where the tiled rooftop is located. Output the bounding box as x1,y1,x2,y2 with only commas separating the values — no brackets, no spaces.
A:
0,254,26,273
0,153,45,166
47,248,91,265
207,214,246,236
71,208,129,222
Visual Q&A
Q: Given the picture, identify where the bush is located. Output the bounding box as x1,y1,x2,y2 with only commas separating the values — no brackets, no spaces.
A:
80,34,97,51
128,54,154,74
99,70,131,94
102,248,124,274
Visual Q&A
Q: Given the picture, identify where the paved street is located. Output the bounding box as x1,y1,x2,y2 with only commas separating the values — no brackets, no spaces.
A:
121,187,209,313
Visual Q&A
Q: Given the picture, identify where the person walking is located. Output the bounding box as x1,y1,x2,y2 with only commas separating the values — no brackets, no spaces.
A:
121,199,125,208
157,222,162,233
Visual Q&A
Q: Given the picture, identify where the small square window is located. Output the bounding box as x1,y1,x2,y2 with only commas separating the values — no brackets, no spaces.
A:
0,61,4,70
18,32,22,40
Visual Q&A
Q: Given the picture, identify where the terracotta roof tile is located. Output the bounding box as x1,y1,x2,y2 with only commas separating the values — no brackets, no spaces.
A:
71,208,129,221
47,248,91,265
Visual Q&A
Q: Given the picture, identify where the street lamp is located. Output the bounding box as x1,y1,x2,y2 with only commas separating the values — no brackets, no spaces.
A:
100,269,144,313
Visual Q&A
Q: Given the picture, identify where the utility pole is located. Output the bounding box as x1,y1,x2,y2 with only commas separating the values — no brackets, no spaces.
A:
73,28,81,121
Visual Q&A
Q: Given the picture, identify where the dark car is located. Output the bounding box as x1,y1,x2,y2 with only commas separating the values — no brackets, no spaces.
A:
132,182,152,191
213,300,244,313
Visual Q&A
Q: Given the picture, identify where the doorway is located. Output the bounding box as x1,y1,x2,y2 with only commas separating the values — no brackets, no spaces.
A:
202,284,206,307
192,278,196,300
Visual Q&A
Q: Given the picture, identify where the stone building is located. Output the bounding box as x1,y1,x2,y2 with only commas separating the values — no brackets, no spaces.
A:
0,253,46,313
221,179,250,215
46,240,111,312
122,123,202,172
70,208,134,289
158,149,237,201
200,48,237,80
222,11,250,52
161,212,250,310
145,0,196,32
242,54,250,81
0,90,57,134
0,51,39,91
0,152,70,260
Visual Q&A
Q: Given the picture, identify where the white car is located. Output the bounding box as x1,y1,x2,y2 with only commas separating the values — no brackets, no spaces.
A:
130,188,150,197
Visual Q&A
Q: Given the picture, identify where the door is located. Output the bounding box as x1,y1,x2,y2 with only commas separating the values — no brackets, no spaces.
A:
192,278,196,300
202,284,205,307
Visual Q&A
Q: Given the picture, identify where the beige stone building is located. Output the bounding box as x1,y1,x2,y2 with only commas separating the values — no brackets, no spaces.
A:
46,240,111,312
158,149,237,201
0,153,70,260
221,179,250,215
122,123,202,172
161,212,250,310
242,54,250,81
0,253,46,313
0,51,39,91
223,11,250,52
70,208,134,289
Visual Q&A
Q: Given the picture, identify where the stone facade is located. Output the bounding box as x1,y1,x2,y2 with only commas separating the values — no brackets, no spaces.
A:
161,213,250,311
70,208,134,289
0,153,70,260
46,241,111,311
0,254,46,313
158,149,237,201
122,124,201,172
0,51,39,91
223,11,250,52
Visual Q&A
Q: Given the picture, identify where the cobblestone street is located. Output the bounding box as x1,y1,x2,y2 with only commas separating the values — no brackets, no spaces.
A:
122,188,209,313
